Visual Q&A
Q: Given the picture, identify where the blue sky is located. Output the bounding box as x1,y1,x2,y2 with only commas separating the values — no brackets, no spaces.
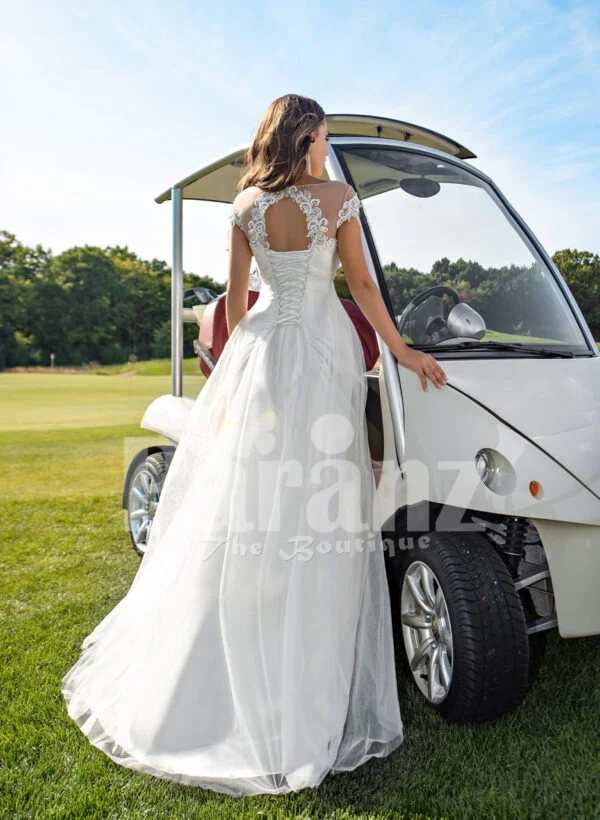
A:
1,0,598,284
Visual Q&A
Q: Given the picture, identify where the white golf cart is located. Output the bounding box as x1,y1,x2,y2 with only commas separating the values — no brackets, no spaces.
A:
123,114,600,725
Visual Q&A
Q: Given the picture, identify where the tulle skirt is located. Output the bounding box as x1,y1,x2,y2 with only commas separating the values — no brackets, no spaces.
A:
61,294,404,795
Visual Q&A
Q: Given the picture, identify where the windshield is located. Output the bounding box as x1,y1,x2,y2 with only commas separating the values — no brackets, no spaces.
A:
337,146,590,355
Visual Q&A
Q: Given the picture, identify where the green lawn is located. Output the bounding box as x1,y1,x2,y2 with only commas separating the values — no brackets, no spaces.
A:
0,362,205,432
1,371,599,819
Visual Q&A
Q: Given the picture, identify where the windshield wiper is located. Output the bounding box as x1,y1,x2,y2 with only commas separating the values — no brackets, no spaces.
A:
415,340,575,358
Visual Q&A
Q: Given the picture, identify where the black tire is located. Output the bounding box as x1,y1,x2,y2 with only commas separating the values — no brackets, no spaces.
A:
387,531,531,724
124,450,171,557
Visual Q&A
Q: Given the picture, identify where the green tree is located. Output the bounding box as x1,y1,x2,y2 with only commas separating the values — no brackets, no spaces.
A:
552,249,600,339
0,231,52,367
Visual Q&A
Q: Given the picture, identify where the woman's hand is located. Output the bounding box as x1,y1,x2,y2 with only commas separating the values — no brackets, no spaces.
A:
394,346,448,392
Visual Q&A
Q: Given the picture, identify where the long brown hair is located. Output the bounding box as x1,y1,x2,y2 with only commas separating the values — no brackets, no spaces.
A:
235,94,326,195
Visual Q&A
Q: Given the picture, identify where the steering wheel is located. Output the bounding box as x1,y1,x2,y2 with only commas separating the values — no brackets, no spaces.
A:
397,285,462,345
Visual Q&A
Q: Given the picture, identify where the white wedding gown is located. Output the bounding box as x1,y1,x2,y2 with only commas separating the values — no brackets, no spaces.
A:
61,180,404,795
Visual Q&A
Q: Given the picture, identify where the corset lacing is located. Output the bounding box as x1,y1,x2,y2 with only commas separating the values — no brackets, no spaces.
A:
269,254,308,325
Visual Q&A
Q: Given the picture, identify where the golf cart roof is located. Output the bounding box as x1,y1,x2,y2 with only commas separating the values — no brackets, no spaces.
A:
154,113,477,205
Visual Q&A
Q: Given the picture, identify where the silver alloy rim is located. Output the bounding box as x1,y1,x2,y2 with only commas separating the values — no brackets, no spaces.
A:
128,465,160,554
400,560,454,703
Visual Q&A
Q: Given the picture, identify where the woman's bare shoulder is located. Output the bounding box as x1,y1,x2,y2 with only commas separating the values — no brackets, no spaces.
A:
234,185,261,201
311,179,346,190
319,180,355,198
232,186,263,215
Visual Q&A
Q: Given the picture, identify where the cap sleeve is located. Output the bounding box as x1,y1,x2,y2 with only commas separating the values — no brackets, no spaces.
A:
336,184,360,230
229,203,245,233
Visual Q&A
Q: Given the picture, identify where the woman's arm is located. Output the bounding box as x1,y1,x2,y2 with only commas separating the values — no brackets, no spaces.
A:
337,216,447,392
226,216,253,336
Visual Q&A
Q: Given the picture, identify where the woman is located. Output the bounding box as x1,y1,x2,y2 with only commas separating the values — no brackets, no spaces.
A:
61,94,447,796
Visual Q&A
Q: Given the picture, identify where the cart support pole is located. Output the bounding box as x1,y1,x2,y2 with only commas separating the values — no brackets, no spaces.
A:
171,186,183,397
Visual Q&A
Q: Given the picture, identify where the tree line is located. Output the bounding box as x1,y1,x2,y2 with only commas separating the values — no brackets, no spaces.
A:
0,231,225,369
1,229,598,370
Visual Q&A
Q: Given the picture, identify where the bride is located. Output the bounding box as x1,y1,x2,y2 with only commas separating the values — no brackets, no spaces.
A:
61,93,448,796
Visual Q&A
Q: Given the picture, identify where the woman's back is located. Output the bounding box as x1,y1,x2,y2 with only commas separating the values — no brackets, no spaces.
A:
229,181,361,331
231,180,360,256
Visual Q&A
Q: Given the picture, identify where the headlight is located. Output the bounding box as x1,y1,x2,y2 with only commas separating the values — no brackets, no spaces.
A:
474,448,516,495
475,450,493,483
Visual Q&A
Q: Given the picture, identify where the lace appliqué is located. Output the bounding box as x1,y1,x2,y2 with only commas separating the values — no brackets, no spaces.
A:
247,186,333,253
336,193,361,229
230,205,244,231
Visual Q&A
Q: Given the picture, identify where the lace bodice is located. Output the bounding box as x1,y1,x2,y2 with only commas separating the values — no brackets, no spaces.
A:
228,181,361,327
229,181,360,257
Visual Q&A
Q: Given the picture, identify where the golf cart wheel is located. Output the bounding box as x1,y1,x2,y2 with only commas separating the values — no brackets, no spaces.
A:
390,531,530,724
126,451,170,557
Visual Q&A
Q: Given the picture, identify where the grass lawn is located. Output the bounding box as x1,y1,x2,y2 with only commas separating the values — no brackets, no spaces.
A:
1,370,599,819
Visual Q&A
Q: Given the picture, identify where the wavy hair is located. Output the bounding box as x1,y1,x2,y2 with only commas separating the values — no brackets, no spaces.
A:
235,94,326,195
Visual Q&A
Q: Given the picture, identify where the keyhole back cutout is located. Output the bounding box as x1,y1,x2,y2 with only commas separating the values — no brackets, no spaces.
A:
263,196,314,253
246,183,342,254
